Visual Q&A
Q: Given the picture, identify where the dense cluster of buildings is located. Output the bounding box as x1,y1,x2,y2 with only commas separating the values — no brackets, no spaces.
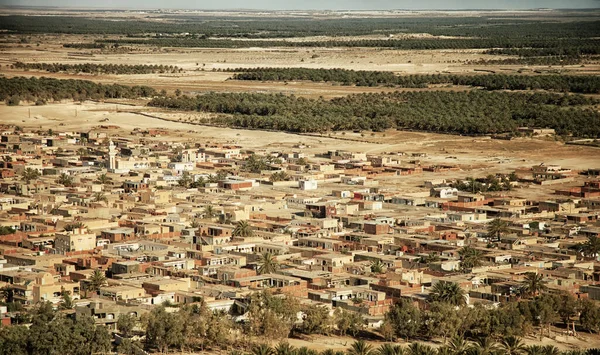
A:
0,125,599,332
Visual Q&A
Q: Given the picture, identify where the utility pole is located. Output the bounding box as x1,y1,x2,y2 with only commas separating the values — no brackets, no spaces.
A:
28,109,30,118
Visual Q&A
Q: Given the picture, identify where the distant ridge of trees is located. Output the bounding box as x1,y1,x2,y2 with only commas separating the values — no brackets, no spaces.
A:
467,56,591,66
94,37,600,52
13,62,182,75
62,42,107,49
2,15,598,38
485,46,600,57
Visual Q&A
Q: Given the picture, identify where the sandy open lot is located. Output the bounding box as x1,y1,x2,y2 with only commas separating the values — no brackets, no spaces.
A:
2,101,598,200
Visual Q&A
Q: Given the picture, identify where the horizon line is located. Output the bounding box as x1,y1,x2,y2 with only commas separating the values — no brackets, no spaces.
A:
2,5,600,11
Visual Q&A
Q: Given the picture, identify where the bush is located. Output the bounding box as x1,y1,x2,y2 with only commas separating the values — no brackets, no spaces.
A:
6,95,20,106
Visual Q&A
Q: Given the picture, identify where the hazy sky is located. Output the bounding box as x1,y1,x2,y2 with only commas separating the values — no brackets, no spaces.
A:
2,0,600,10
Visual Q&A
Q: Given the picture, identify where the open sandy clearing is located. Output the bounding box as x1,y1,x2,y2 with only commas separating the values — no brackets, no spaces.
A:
2,101,598,175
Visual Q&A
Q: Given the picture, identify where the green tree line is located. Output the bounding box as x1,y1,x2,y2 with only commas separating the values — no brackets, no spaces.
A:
229,68,600,93
13,62,182,75
380,286,600,352
62,42,107,49
486,46,600,57
0,302,111,355
95,37,599,52
148,90,600,137
467,56,592,66
243,340,598,355
2,288,600,355
0,76,156,103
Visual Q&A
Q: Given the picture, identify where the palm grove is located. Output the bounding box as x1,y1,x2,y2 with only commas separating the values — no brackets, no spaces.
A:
4,75,599,137
4,273,600,355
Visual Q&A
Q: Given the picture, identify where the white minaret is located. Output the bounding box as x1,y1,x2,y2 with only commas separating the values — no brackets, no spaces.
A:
108,140,117,171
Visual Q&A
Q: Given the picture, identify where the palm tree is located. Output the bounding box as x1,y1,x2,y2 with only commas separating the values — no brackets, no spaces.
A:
270,171,289,182
178,171,193,188
77,147,89,157
203,205,216,219
468,337,499,355
92,192,107,203
1,285,14,303
296,348,318,355
22,167,40,184
258,252,280,275
486,218,510,241
559,351,586,355
275,341,295,355
64,221,86,232
348,340,374,355
190,176,206,189
579,235,600,260
540,346,559,355
458,246,484,271
208,170,228,184
405,343,436,355
376,343,404,355
219,214,232,225
466,176,478,193
500,336,526,355
425,253,440,264
59,291,74,310
233,220,254,238
88,269,106,294
57,173,74,187
370,259,385,274
520,272,548,297
251,344,274,355
96,173,110,185
524,345,560,355
447,335,471,355
429,281,467,306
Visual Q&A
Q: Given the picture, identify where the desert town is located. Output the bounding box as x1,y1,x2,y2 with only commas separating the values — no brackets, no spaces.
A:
0,111,599,352
1,4,600,355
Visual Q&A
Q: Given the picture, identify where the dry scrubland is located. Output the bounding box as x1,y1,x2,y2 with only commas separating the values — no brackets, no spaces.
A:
1,35,599,98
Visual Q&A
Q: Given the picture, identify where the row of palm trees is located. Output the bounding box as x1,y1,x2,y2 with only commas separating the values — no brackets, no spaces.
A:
191,216,280,275
245,337,591,355
483,218,600,261
429,272,548,307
